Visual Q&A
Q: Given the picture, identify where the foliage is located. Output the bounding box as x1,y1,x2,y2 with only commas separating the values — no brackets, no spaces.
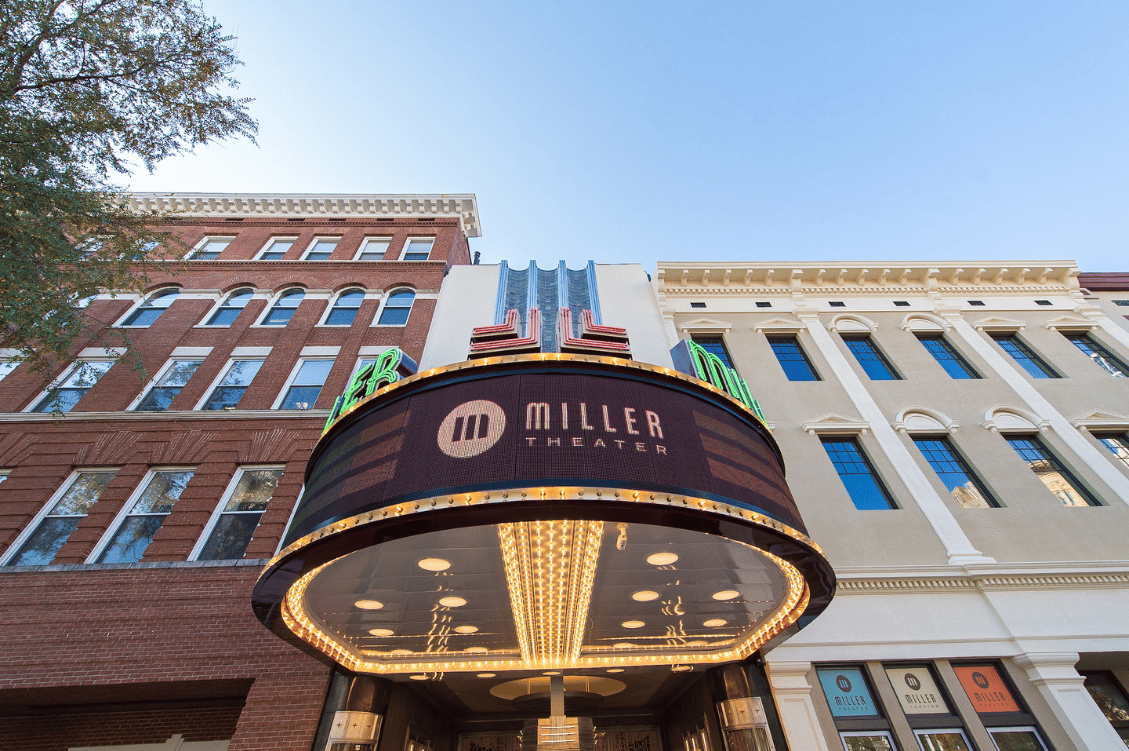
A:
0,0,256,378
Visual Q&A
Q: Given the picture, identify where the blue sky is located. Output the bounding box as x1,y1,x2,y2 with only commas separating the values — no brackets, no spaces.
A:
126,1,1129,272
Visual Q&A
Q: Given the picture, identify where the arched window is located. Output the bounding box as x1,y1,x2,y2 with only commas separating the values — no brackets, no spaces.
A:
324,289,365,326
122,289,179,327
261,289,305,326
377,289,415,326
205,288,253,326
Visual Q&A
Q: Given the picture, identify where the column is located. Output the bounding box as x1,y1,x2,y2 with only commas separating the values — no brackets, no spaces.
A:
1014,652,1124,751
764,661,832,751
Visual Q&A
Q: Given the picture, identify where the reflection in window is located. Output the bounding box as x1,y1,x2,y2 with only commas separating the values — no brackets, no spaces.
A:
1063,332,1129,377
913,437,998,508
377,290,415,325
262,289,304,326
190,237,232,260
767,336,820,381
842,336,900,380
196,468,283,560
917,335,980,379
4,471,117,566
0,360,19,382
96,470,193,563
303,237,339,261
205,288,253,326
201,360,263,410
356,237,391,261
1082,672,1129,746
31,360,113,412
1005,435,1099,506
1097,434,1129,470
324,289,365,326
122,289,178,327
690,335,736,370
991,334,1058,378
402,238,433,261
258,238,294,260
279,359,333,409
135,360,203,411
821,438,897,510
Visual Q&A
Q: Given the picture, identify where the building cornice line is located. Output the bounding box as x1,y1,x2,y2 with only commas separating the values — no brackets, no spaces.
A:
128,192,482,238
0,409,330,424
833,561,1129,594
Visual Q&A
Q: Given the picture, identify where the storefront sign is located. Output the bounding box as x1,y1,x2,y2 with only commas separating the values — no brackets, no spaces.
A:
885,666,950,714
818,667,880,718
323,348,417,433
954,665,1020,713
670,340,766,423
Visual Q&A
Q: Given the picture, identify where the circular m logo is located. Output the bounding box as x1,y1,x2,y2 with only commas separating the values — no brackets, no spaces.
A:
437,400,506,458
835,675,852,692
904,673,921,691
972,671,990,689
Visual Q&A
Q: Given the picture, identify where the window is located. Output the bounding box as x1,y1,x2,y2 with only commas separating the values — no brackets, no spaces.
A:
1005,435,1099,506
2,470,117,566
278,359,334,409
755,301,772,308
135,359,203,411
1114,300,1129,307
93,469,193,563
121,289,178,327
912,729,972,750
842,336,900,380
261,289,304,326
690,335,735,369
968,300,985,306
377,289,415,326
1062,332,1129,377
991,334,1058,378
0,360,19,381
323,288,365,326
189,236,232,260
355,237,391,261
401,237,433,261
194,467,283,561
30,360,113,412
690,302,706,308
917,335,980,379
913,437,998,508
1096,434,1129,469
821,438,897,509
767,336,820,381
301,236,339,261
829,301,846,308
1082,672,1129,746
893,300,910,307
200,359,263,410
1035,299,1052,306
256,237,295,260
204,288,253,326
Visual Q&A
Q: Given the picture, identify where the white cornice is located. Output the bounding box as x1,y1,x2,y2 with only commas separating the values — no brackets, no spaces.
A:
654,261,1080,297
834,560,1129,594
128,192,482,238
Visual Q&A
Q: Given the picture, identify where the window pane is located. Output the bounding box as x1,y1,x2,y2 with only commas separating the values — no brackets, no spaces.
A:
220,360,263,387
305,239,337,260
33,389,84,413
61,361,113,388
8,517,84,565
225,469,282,512
841,735,895,751
913,437,996,508
203,386,248,410
403,239,432,260
1005,436,1097,506
691,336,736,369
915,730,971,751
260,240,293,260
358,239,390,260
51,472,116,515
280,385,322,410
98,515,166,563
822,439,896,510
1064,333,1129,377
159,360,202,388
293,360,333,386
207,307,241,326
768,337,819,380
132,471,192,514
1097,435,1129,469
843,337,900,380
136,388,178,412
988,728,1048,751
197,513,261,561
0,361,18,381
918,336,979,379
325,308,358,326
1083,673,1129,722
992,335,1058,378
378,305,411,326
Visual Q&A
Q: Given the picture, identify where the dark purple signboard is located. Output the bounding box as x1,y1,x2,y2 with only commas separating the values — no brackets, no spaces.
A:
288,360,802,546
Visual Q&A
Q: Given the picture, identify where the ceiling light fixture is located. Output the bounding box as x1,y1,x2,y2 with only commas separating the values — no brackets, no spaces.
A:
454,625,479,634
703,618,728,628
354,599,384,610
368,628,394,637
439,596,467,607
646,552,678,566
614,643,635,649
621,620,645,629
631,590,660,602
607,668,624,673
478,673,496,678
712,589,740,601
418,557,451,572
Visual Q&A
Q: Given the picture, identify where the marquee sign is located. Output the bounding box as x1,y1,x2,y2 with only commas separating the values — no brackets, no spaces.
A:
254,355,834,677
670,340,766,423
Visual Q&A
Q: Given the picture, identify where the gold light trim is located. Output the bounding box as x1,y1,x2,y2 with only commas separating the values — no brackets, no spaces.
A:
498,520,604,663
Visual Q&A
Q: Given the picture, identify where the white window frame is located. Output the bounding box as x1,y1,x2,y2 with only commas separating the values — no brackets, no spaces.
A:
253,287,307,327
24,358,115,413
126,357,207,411
275,485,305,557
299,235,341,261
115,288,180,328
986,726,1047,750
253,236,298,261
271,357,336,410
197,287,258,328
194,357,266,411
354,236,392,261
399,236,435,261
190,464,285,561
316,287,369,327
347,348,396,383
85,466,194,564
0,468,118,566
187,235,235,260
0,359,20,382
373,288,416,327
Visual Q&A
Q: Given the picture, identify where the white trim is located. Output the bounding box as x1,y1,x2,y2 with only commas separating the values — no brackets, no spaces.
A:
827,313,878,333
0,469,119,566
78,347,126,358
1071,409,1129,433
270,357,335,410
899,312,951,332
354,236,393,261
971,316,1027,332
753,317,806,334
189,465,285,561
357,345,396,358
982,406,1050,434
300,346,341,357
372,288,416,327
114,288,180,328
230,346,272,358
801,413,870,436
253,236,298,261
252,287,306,327
892,407,959,435
399,236,435,261
195,287,258,328
85,467,195,564
193,358,266,410
125,357,207,411
675,317,732,333
316,287,370,327
1043,314,1098,331
186,235,236,261
275,484,305,557
299,235,341,261
171,347,214,358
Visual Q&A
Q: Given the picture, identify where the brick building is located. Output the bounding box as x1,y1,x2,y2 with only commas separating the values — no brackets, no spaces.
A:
0,193,480,751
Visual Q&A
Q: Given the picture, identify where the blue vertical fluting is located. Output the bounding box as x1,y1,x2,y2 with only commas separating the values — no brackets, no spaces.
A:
490,261,602,350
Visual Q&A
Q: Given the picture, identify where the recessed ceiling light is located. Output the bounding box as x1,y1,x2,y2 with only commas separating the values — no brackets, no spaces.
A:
439,596,467,607
646,552,678,566
390,649,413,655
614,642,635,649
354,599,384,610
687,639,707,646
454,625,479,634
631,590,660,602
418,557,450,571
621,620,645,629
368,628,394,637
410,674,428,680
703,618,728,628
607,668,625,673
478,673,496,678
465,647,488,653
712,589,740,601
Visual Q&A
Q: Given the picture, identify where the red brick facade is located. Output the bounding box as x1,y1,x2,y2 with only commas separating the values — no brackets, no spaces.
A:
0,204,475,749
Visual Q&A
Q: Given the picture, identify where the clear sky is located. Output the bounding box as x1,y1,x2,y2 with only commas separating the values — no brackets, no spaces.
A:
126,0,1129,272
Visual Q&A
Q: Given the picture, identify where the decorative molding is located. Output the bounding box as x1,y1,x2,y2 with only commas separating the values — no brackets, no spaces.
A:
676,317,732,333
892,407,958,435
1042,314,1097,331
801,413,870,436
0,410,328,424
149,430,221,464
835,562,1129,594
971,316,1027,332
74,431,140,465
827,314,878,333
1071,409,1129,433
128,192,482,238
900,313,950,333
753,317,806,334
982,406,1050,434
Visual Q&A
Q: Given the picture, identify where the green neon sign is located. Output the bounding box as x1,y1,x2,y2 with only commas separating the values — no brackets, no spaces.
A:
675,340,766,424
323,348,416,433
